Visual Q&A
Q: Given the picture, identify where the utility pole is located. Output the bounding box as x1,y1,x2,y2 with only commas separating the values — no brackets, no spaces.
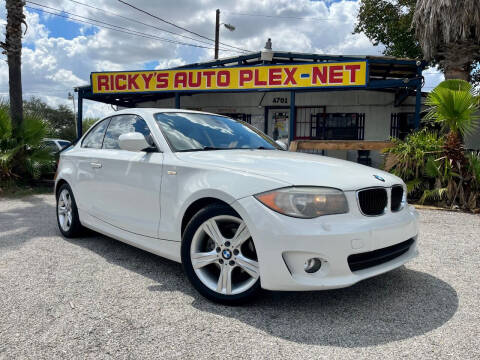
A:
214,9,220,59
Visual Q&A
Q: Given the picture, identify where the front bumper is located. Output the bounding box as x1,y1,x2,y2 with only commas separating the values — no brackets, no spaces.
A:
233,192,419,291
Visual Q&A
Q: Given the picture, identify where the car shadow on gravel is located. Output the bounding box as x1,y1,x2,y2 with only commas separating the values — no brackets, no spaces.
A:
65,227,459,348
191,267,459,347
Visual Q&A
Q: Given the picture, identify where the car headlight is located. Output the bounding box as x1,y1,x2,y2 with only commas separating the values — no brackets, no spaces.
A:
255,187,348,218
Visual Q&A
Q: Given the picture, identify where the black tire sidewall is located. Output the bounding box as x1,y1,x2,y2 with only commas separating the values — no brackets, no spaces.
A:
56,183,82,238
181,204,260,305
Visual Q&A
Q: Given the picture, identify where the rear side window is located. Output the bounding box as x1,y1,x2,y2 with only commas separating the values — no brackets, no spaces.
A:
82,119,109,149
103,115,151,150
58,141,71,148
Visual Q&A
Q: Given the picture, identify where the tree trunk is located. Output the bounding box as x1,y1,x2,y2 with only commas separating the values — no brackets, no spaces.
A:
442,50,472,81
1,0,25,135
444,66,471,81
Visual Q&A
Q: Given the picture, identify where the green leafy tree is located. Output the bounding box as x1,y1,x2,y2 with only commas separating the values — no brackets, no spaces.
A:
354,0,421,59
24,97,77,141
354,0,480,84
83,117,100,133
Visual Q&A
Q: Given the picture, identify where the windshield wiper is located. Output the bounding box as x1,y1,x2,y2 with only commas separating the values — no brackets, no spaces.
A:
177,146,240,152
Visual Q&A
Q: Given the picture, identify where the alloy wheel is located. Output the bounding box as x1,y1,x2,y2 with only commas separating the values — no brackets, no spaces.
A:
57,189,73,232
190,215,259,295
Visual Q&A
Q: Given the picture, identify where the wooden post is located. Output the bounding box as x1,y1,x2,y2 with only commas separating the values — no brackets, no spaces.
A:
76,94,83,140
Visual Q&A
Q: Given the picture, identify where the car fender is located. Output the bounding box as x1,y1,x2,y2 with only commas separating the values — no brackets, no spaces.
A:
159,161,290,242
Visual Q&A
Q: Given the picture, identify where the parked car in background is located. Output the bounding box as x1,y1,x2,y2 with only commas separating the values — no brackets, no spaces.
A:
42,139,72,154
54,108,419,304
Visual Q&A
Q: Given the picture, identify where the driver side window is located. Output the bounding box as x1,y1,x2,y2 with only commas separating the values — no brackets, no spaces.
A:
103,115,151,150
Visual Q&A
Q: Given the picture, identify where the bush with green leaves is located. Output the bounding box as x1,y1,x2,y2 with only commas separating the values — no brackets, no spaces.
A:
0,102,55,183
384,79,480,211
383,129,444,194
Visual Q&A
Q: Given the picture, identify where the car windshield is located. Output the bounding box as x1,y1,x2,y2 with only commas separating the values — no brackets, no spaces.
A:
154,112,280,152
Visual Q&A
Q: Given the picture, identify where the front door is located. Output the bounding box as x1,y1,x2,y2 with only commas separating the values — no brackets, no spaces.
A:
90,114,163,238
268,109,289,143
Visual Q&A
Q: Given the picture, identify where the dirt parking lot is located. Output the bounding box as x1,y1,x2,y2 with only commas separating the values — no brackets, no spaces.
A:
0,194,479,359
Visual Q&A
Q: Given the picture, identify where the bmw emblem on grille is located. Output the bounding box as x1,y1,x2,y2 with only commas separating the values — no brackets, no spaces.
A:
373,175,385,182
222,249,232,260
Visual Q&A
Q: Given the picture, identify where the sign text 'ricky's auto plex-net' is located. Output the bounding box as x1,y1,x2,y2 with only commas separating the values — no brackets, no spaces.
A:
91,61,367,94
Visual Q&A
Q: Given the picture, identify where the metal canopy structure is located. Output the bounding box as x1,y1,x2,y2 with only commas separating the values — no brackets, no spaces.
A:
75,51,426,140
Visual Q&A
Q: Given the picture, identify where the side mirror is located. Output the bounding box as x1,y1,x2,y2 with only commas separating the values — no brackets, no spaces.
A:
275,140,288,151
119,132,150,152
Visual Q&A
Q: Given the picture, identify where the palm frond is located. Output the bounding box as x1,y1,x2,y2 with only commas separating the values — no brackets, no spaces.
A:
413,0,480,61
419,187,448,205
424,157,440,178
406,178,427,194
425,80,480,137
468,152,480,185
19,113,48,147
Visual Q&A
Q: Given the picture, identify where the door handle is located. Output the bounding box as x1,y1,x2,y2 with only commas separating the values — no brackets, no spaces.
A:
90,162,102,168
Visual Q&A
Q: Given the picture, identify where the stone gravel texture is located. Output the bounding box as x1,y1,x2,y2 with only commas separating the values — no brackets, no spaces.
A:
0,194,479,359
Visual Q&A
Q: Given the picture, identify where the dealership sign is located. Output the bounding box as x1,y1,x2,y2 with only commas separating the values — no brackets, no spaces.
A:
91,61,367,94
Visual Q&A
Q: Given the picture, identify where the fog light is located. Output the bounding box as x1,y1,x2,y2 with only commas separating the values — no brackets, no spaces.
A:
304,257,322,273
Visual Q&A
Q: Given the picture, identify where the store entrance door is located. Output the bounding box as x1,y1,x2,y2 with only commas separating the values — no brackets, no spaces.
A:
268,108,289,143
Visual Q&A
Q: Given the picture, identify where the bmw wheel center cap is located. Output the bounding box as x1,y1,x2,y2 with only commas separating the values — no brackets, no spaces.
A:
222,249,232,260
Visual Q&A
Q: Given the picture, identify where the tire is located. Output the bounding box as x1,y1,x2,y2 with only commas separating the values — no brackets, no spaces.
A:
56,183,83,238
181,204,261,305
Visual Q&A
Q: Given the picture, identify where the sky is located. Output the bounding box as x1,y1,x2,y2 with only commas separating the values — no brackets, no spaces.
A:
0,0,445,119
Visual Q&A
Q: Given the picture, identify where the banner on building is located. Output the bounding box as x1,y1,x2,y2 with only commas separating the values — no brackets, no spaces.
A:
91,61,367,94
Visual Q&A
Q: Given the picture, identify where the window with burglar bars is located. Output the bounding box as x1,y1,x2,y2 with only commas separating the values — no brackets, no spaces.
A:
390,113,417,140
298,113,365,140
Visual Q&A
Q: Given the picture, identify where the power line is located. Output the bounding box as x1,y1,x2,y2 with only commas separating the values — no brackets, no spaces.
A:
26,1,232,51
117,0,251,53
25,5,242,53
224,11,341,21
64,0,228,50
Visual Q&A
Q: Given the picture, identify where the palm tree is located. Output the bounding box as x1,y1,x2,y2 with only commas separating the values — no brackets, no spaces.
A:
0,0,26,134
413,0,480,80
425,79,479,168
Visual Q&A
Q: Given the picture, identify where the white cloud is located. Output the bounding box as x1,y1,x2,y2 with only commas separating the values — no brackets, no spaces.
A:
0,0,443,121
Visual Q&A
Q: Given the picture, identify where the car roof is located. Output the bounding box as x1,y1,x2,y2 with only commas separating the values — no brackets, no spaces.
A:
43,138,71,142
103,108,221,119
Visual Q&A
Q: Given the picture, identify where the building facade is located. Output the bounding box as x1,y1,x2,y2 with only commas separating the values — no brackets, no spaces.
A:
78,51,479,168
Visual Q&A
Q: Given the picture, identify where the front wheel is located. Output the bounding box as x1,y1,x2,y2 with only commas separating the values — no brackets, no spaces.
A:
181,204,261,304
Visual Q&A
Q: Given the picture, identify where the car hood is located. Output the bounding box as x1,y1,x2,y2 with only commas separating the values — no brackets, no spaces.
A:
175,150,403,191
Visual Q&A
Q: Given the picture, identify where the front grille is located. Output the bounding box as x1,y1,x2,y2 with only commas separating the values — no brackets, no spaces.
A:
348,238,414,272
391,185,404,212
357,188,387,216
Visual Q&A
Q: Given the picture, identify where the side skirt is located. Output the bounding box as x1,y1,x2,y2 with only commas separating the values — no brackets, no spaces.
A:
79,209,181,263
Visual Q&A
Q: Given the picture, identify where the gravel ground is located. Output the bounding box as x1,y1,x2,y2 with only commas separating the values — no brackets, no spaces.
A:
0,194,479,359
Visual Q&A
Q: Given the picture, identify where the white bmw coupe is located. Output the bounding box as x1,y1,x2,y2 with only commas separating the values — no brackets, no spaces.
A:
55,108,419,304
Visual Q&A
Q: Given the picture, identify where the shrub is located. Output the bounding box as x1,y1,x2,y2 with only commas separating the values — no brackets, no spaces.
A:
383,130,444,197
0,103,55,183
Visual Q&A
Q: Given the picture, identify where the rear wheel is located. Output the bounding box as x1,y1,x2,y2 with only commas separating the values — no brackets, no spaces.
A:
56,183,83,238
181,204,260,304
